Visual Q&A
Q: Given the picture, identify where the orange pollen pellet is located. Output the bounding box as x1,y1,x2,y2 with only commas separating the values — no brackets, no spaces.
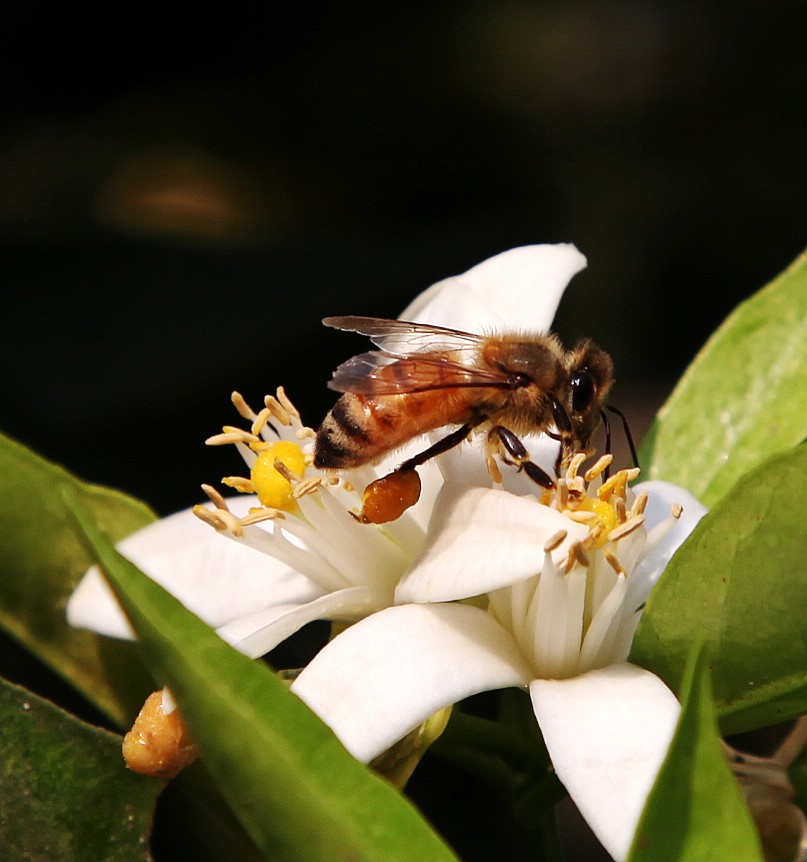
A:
358,469,422,524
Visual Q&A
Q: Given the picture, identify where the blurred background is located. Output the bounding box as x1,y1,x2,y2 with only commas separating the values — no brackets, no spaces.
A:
1,3,805,859
1,2,805,515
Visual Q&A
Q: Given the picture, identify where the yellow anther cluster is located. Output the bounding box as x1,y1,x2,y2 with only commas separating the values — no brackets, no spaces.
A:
550,455,643,556
251,441,306,509
574,496,619,549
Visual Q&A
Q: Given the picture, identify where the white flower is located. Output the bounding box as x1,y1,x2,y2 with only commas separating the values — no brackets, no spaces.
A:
290,463,706,861
68,244,588,656
67,242,703,856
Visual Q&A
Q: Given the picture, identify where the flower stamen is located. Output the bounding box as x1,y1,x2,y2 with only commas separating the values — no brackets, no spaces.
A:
231,390,256,421
603,548,626,576
206,429,256,447
292,476,324,499
607,513,646,543
221,476,254,494
584,453,613,483
564,541,590,574
543,529,568,553
630,490,649,519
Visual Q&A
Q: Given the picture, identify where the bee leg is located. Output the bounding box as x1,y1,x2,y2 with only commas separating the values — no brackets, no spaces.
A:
603,405,639,469
548,397,574,474
599,408,613,479
398,418,484,471
488,425,555,490
357,419,484,524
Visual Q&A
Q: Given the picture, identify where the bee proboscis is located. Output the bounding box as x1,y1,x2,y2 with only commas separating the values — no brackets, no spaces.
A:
314,316,616,524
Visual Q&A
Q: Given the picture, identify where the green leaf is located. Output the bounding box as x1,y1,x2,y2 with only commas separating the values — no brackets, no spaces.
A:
65,490,459,862
631,444,807,735
0,675,159,862
0,432,155,727
640,250,807,507
628,648,764,862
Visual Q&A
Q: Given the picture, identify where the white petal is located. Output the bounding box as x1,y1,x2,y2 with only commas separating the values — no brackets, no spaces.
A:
399,244,587,332
291,603,532,762
634,480,707,533
396,485,588,603
216,585,392,659
530,663,680,861
435,430,561,494
66,497,323,638
626,481,708,607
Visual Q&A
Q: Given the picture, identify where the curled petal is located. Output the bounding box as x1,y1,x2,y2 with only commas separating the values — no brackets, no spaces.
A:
66,497,323,638
530,662,680,861
396,485,588,603
634,480,707,534
216,585,392,659
291,603,532,762
399,244,587,332
627,480,708,608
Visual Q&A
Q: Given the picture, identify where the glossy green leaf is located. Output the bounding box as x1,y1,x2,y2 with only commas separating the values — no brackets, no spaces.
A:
0,675,159,862
631,444,807,735
0,432,155,727
66,490,459,862
628,649,764,862
641,250,807,506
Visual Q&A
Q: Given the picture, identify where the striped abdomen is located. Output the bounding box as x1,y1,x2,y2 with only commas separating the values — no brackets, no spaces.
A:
314,390,477,469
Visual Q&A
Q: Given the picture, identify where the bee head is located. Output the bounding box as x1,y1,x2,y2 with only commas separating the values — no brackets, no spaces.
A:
565,340,614,443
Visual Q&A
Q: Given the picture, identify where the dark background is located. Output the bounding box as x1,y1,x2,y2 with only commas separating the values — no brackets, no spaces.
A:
2,2,805,516
1,4,805,860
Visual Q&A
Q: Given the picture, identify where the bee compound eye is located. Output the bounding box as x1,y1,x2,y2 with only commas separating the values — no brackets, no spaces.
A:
570,368,595,413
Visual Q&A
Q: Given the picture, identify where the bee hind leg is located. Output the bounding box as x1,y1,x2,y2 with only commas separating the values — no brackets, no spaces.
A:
398,418,484,472
357,418,484,525
488,426,555,490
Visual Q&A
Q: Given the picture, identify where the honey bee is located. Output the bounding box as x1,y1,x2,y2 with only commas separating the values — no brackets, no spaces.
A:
315,316,616,524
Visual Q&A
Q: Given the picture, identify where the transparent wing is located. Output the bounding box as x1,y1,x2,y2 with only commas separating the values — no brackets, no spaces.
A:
323,316,486,357
328,350,514,395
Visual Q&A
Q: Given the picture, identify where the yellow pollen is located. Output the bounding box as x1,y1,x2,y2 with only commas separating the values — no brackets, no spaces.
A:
250,441,306,509
574,496,619,549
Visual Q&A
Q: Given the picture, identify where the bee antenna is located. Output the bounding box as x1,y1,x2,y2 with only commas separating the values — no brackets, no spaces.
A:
603,404,639,469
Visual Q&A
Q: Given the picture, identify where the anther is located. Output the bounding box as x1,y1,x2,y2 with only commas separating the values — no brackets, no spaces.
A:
564,509,599,524
566,452,588,481
566,477,586,498
598,468,636,502
564,542,590,574
584,454,613,484
240,508,282,525
200,483,228,510
192,505,224,530
231,391,256,420
607,514,646,543
206,430,255,447
273,458,302,483
251,406,274,437
671,503,683,519
264,395,292,426
630,491,649,519
585,522,607,549
276,387,300,419
543,529,568,553
603,548,626,576
292,476,323,499
221,476,254,493
214,509,245,537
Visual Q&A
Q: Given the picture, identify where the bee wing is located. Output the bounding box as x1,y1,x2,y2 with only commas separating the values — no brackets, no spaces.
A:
323,316,485,357
328,350,514,395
